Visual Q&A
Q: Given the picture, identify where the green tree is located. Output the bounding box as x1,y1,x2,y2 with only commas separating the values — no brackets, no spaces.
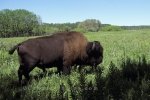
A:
77,19,101,32
0,9,44,37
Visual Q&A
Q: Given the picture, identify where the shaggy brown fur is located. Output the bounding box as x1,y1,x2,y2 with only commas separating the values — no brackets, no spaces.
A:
9,31,103,84
63,32,88,67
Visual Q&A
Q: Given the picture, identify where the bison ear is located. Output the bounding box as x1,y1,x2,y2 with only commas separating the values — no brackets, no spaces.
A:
86,42,95,55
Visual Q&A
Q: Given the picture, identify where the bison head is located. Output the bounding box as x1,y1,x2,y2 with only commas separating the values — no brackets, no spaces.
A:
86,41,103,67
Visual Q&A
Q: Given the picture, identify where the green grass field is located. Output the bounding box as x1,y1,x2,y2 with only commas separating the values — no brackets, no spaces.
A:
0,30,150,99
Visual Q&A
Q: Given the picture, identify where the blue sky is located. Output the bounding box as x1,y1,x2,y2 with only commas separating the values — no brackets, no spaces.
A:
0,0,150,26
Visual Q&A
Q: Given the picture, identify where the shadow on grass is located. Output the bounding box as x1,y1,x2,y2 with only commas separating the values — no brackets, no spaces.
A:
32,71,54,81
0,56,150,100
0,71,55,100
0,75,25,100
67,56,150,100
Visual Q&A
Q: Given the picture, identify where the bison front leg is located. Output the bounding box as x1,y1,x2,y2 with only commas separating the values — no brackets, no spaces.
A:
57,67,63,75
63,66,71,75
42,68,46,73
62,61,71,75
63,57,72,75
63,61,71,75
57,66,71,75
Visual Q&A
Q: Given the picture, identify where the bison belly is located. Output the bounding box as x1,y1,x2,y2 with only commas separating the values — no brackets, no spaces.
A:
38,39,64,68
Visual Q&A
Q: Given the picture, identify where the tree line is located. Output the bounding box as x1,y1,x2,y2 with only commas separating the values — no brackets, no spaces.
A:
42,19,101,34
0,9,102,37
0,9,150,37
121,25,150,30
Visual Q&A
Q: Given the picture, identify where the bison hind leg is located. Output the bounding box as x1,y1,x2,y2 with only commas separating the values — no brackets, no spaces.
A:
63,66,71,75
18,65,23,84
18,64,36,85
57,67,63,75
18,65,30,85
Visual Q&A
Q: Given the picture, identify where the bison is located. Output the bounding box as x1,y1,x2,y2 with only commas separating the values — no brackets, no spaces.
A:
9,31,103,84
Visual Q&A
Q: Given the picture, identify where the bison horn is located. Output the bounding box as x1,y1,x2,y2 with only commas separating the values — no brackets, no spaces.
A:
92,42,96,50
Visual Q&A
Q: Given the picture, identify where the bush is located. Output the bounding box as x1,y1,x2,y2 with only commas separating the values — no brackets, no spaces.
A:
101,25,122,31
77,19,101,32
0,56,150,99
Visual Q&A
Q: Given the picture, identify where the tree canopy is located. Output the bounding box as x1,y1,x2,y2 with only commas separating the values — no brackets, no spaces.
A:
77,19,101,32
0,9,44,37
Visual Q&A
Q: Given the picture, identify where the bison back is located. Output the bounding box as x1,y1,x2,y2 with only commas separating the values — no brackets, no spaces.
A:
17,35,65,67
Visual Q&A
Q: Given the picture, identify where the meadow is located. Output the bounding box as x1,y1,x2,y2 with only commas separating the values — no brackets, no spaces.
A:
0,30,150,99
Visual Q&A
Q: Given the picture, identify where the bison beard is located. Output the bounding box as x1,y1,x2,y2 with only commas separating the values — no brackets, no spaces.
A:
9,31,103,84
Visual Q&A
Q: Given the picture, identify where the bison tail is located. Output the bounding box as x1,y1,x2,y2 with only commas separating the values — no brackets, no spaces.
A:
8,43,21,54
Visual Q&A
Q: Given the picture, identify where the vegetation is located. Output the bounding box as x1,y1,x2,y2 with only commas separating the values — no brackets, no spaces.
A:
101,24,122,31
121,25,150,30
0,30,150,99
0,9,45,37
77,19,101,32
42,22,79,34
0,9,101,37
1,9,150,38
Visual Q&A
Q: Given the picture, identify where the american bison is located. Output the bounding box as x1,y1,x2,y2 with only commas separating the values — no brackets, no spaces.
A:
9,31,103,84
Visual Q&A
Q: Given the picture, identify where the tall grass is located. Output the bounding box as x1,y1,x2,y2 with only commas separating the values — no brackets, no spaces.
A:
0,30,150,99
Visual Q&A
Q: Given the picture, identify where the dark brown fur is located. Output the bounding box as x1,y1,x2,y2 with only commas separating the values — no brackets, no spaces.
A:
9,31,103,84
